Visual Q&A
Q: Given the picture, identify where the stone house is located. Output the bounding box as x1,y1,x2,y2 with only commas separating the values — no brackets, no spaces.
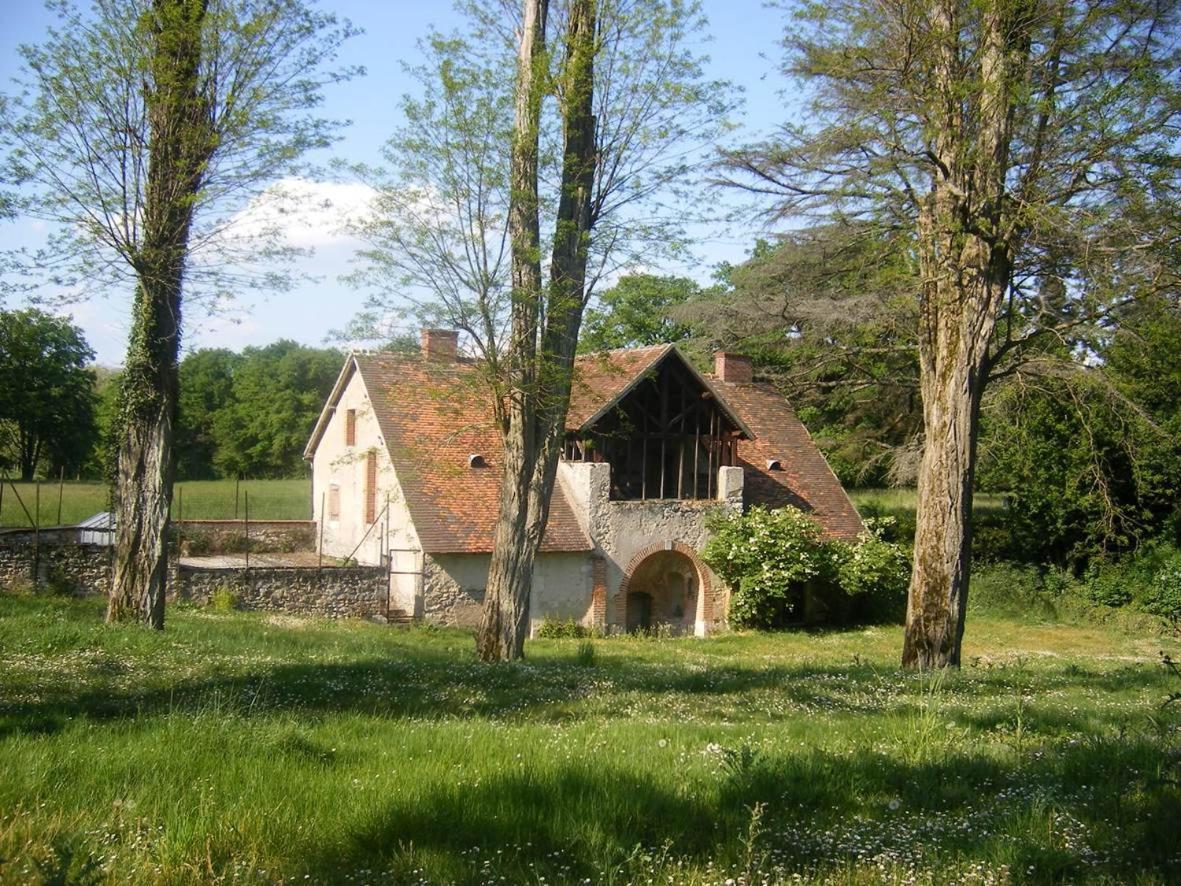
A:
303,330,862,635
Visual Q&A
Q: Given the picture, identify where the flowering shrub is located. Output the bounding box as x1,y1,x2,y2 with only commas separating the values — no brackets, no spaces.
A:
704,507,910,629
834,519,911,599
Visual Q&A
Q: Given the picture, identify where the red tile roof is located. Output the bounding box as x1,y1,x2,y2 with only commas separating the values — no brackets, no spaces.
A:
714,379,864,540
351,354,591,554
309,346,862,552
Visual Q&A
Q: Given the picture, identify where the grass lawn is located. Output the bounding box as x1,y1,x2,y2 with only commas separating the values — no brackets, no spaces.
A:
1,597,1178,884
848,487,1006,514
0,479,311,528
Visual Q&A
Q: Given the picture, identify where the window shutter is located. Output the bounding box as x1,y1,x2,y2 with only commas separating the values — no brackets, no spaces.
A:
365,450,377,524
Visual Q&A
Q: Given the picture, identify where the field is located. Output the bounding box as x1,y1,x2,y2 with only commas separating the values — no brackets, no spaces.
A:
1,595,1178,884
0,479,312,527
0,482,961,530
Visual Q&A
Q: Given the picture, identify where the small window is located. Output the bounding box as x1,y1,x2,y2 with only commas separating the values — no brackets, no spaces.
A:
766,459,783,471
345,409,357,446
327,484,340,520
468,453,487,468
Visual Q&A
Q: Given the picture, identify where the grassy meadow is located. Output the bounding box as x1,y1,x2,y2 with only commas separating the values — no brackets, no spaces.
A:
1,594,1178,884
0,479,311,528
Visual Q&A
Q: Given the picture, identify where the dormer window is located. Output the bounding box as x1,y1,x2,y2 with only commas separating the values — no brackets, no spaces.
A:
766,459,783,471
468,454,487,468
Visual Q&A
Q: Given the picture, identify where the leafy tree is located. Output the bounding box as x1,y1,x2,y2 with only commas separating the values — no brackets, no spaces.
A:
211,341,341,479
681,226,921,486
979,297,1181,565
347,0,734,366
0,309,96,480
475,0,733,661
721,0,1181,667
176,348,241,480
3,0,357,627
579,273,699,352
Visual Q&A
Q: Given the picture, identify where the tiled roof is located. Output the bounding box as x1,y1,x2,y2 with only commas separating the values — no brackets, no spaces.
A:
715,379,864,540
566,345,672,429
315,346,862,553
352,354,591,554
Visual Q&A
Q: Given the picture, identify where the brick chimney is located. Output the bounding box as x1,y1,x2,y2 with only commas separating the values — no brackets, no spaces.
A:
714,351,753,384
420,328,459,362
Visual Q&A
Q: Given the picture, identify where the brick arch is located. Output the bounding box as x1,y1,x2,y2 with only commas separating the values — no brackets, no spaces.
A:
614,541,713,627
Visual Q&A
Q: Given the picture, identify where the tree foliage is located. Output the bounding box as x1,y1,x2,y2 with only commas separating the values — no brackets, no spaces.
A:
702,506,909,630
720,0,1181,667
346,0,735,368
579,273,698,352
0,309,96,481
208,341,341,479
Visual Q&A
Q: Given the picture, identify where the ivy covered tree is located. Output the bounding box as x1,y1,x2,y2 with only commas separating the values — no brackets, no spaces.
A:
3,0,357,628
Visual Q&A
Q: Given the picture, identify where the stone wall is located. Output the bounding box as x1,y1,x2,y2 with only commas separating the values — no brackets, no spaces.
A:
557,461,743,634
175,564,388,619
175,520,315,555
423,553,488,627
0,543,111,595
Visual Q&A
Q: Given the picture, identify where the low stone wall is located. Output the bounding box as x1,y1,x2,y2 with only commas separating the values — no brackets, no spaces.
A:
0,543,112,595
175,520,316,555
175,564,388,619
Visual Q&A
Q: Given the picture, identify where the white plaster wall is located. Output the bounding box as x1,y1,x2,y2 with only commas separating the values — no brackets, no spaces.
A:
530,553,594,627
310,367,418,574
422,550,593,633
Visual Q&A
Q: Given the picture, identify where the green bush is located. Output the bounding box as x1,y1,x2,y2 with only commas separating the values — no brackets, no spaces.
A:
535,617,592,639
703,506,910,629
209,587,238,612
1141,552,1181,624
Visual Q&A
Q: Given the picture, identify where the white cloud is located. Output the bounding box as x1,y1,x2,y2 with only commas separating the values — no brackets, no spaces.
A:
215,177,379,250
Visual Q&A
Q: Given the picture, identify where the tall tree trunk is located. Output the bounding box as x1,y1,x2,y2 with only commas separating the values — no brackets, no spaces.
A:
478,0,597,661
902,0,1025,668
107,0,212,628
478,0,550,661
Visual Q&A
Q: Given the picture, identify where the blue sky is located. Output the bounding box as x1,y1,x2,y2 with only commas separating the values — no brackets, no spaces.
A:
1,1,796,365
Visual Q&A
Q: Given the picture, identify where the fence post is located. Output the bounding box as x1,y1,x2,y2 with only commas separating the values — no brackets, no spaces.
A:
56,467,64,525
244,491,250,571
235,476,241,519
34,481,41,589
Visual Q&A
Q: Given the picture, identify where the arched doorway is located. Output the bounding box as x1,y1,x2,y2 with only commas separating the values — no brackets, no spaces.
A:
623,549,701,634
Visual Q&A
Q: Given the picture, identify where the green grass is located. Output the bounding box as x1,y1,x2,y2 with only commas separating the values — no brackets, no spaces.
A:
2,596,1179,884
849,487,1006,514
0,479,311,527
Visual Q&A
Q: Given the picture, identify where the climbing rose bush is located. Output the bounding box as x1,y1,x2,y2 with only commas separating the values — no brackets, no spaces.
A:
703,507,909,629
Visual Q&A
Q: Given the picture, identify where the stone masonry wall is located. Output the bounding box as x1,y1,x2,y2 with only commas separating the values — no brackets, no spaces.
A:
175,565,388,619
422,553,488,627
175,520,316,555
0,543,111,596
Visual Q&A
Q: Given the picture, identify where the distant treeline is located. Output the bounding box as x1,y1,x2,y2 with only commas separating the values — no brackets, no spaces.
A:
0,310,343,483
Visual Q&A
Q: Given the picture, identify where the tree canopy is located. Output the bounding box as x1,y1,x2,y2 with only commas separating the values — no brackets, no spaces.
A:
0,308,97,481
720,0,1181,667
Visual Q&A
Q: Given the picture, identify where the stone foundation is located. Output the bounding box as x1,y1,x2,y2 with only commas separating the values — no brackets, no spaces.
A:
0,543,112,596
175,564,388,619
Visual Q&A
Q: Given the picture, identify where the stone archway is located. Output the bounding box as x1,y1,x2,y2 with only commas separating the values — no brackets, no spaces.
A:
616,542,712,635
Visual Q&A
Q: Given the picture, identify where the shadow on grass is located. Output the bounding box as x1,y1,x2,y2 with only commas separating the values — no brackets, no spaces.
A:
291,743,1181,884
